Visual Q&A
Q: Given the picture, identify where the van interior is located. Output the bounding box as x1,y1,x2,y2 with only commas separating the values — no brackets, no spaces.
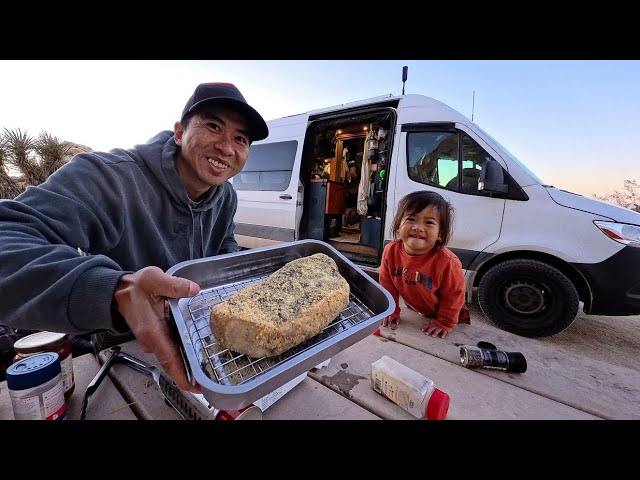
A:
298,108,396,267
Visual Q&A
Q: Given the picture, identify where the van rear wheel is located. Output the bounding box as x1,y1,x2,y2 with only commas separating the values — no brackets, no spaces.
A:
477,259,579,338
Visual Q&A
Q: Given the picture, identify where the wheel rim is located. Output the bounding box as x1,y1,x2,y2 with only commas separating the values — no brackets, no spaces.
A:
503,280,549,315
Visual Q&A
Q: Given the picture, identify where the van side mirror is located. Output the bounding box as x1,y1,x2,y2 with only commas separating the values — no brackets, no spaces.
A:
478,160,508,193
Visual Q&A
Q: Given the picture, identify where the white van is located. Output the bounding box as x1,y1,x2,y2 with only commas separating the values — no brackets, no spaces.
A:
230,92,640,338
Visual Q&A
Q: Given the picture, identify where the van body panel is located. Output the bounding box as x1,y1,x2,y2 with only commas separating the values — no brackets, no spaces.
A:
233,186,297,243
572,245,640,315
494,185,623,263
381,126,404,240
234,233,284,249
396,95,470,124
233,118,308,247
307,94,397,116
546,187,640,224
235,224,294,242
450,248,494,271
258,114,310,139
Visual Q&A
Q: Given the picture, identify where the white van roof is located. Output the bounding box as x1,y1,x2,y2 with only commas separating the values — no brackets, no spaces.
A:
265,93,471,129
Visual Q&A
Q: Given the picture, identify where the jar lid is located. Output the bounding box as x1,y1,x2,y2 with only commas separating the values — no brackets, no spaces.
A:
425,388,450,420
6,352,61,391
13,331,66,353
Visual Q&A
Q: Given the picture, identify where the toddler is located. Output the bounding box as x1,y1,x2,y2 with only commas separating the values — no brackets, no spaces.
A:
379,191,469,338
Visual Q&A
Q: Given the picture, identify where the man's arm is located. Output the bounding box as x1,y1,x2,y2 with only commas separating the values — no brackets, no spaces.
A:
0,154,128,334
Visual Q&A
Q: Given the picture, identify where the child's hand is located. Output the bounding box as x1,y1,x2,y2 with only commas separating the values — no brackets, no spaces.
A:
382,315,400,329
422,320,448,338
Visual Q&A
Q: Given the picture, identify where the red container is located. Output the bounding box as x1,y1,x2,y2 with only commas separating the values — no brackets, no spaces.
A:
216,404,262,420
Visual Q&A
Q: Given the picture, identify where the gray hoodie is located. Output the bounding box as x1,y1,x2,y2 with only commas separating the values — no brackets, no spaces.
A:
0,130,239,334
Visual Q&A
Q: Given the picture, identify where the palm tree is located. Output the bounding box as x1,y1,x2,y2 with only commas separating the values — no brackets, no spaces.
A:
0,135,24,199
0,127,85,199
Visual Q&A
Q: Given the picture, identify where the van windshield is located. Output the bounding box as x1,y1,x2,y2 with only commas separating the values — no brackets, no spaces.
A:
476,125,547,186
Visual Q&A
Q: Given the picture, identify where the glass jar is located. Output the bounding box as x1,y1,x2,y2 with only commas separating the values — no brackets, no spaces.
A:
7,352,67,420
13,331,75,399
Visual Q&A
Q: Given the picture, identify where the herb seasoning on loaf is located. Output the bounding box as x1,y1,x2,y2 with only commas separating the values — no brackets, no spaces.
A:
210,253,350,358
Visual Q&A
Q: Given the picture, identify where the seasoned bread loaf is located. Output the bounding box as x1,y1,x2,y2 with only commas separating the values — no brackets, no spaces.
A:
210,253,350,358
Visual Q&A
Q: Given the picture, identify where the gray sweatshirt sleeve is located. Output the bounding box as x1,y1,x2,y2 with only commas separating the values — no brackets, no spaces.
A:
218,192,239,254
0,154,131,335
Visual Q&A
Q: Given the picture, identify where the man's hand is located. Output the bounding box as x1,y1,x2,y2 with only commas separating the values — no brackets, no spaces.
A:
114,266,201,391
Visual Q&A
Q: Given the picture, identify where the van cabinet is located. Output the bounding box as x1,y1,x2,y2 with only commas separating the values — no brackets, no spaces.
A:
307,179,347,240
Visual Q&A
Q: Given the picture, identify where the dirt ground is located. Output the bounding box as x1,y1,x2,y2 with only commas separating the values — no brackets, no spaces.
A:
468,301,640,372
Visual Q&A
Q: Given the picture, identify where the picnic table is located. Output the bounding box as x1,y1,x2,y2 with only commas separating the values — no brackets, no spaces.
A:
2,305,638,420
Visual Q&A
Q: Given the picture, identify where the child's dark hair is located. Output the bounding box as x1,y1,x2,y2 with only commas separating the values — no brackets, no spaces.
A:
391,191,454,248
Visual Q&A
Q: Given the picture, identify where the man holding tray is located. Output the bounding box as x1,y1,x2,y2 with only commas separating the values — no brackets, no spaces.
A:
0,82,269,392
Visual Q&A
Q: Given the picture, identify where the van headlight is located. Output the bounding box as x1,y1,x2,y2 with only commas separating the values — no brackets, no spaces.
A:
594,221,640,247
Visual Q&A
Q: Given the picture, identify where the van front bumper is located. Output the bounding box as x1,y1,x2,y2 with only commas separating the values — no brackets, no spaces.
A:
574,245,640,316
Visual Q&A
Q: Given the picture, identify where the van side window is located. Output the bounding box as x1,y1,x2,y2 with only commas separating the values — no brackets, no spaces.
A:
407,131,498,195
407,132,458,187
233,140,298,191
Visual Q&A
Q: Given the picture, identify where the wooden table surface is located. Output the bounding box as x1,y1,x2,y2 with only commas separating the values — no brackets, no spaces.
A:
95,300,632,420
5,300,636,421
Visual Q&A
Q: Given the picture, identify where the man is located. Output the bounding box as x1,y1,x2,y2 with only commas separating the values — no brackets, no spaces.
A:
0,82,269,391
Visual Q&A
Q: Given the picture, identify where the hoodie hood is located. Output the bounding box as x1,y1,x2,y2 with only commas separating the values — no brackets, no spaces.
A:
130,130,220,213
547,187,640,225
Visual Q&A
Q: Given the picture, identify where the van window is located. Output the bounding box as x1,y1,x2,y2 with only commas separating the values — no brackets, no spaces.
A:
407,132,458,187
233,140,298,191
407,131,497,194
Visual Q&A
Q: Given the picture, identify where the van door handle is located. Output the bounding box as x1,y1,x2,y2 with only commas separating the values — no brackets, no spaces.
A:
279,194,292,200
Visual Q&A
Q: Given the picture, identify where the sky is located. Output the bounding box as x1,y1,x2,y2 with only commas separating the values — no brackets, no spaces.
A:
1,60,638,198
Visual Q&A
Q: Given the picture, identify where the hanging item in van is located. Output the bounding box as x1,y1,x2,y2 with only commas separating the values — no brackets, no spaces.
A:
367,127,379,161
210,253,350,358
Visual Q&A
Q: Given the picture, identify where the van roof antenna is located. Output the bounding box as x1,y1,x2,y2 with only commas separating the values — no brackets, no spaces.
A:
472,90,475,121
402,65,408,95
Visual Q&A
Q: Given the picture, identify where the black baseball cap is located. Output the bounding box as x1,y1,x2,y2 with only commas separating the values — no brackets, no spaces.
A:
181,82,269,142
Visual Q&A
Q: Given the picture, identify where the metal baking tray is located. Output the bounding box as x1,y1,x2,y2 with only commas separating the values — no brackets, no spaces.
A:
166,239,395,411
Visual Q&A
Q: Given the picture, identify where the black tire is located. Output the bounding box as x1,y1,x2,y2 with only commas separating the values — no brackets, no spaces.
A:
477,259,579,338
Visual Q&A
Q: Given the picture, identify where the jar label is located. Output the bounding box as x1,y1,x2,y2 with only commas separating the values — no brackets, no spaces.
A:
11,395,43,420
60,354,75,393
480,349,510,369
42,380,67,420
11,378,66,420
371,356,433,419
